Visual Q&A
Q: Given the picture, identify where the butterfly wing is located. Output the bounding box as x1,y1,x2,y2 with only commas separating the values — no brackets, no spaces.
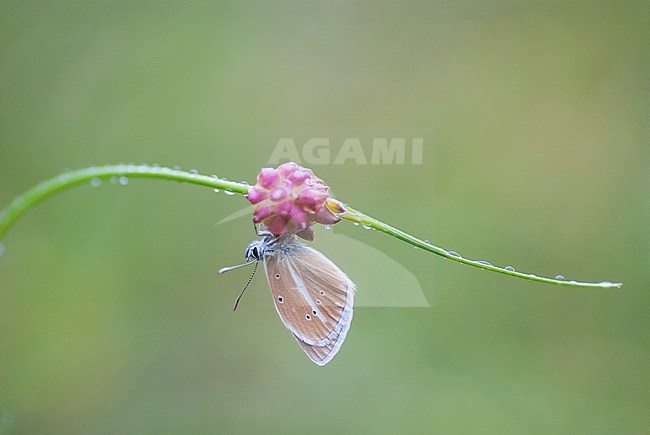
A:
264,241,355,366
292,322,347,366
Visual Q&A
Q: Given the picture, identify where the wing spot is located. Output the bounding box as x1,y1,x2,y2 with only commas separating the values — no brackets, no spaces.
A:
306,314,311,320
320,291,325,295
278,296,283,303
274,274,280,279
316,299,321,304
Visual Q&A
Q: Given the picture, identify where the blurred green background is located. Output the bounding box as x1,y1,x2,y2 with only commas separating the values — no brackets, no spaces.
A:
1,1,648,433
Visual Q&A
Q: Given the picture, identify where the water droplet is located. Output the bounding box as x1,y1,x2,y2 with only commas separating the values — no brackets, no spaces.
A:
110,176,119,185
241,181,249,186
413,245,419,249
477,260,492,266
172,165,181,171
353,222,360,226
214,189,220,193
119,176,129,185
555,275,565,281
362,225,371,230
0,242,4,256
505,265,515,271
189,169,198,175
599,281,612,288
424,239,430,244
324,225,332,230
91,178,101,187
448,251,461,257
224,190,235,196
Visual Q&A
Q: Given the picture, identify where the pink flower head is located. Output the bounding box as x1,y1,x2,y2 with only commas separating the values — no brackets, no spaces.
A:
246,162,345,240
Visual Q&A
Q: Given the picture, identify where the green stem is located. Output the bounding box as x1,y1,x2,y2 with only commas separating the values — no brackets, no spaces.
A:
339,206,621,289
0,164,250,239
0,164,622,289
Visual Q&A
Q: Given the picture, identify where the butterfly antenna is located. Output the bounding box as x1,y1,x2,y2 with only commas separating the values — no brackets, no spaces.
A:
218,260,256,274
233,261,259,311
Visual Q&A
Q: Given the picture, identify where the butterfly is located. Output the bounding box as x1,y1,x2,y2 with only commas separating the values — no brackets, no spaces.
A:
220,229,356,366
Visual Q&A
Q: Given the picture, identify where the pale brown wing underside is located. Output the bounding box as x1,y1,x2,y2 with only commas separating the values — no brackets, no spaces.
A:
264,240,355,365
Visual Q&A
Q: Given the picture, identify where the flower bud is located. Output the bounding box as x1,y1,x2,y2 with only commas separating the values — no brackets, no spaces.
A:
246,162,345,239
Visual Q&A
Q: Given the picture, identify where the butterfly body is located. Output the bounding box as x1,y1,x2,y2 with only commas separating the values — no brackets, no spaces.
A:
243,234,356,366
